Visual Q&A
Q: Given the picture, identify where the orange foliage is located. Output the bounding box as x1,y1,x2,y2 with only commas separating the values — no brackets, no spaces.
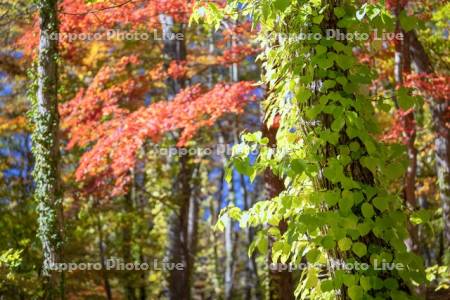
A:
405,73,450,102
167,60,188,79
381,109,416,143
15,0,193,58
218,44,259,65
62,78,256,196
60,55,146,149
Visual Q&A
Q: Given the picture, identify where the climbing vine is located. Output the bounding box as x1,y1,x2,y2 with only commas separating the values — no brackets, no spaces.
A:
203,0,428,299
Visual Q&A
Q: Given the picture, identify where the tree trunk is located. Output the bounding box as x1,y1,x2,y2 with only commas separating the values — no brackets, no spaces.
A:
408,30,450,251
224,212,235,300
122,191,137,300
167,151,196,300
393,6,420,253
262,123,295,300
33,0,64,298
159,14,198,300
96,214,112,300
241,174,262,300
319,1,416,297
433,102,450,249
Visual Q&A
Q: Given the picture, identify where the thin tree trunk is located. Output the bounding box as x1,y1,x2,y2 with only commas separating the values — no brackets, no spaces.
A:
96,214,112,300
408,30,450,250
123,190,137,300
33,0,64,298
167,151,195,300
241,174,262,300
159,14,198,300
262,123,294,300
224,211,234,300
210,167,223,296
433,102,450,248
393,6,420,253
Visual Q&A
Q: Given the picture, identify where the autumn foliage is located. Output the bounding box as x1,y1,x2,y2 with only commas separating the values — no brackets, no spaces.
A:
61,62,255,195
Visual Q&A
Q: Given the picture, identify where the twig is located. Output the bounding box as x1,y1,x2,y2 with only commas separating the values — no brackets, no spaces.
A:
60,0,137,16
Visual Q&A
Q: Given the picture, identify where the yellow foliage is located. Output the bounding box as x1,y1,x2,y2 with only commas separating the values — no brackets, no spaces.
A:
82,43,109,68
0,116,27,134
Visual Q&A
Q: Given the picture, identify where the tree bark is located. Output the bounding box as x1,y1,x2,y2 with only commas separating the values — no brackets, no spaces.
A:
167,151,196,300
262,122,295,300
393,6,420,253
33,0,64,298
408,30,450,250
122,191,137,300
96,214,112,300
241,174,262,300
315,1,416,298
160,15,198,299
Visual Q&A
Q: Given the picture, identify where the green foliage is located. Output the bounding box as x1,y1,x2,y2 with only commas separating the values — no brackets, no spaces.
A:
219,0,427,298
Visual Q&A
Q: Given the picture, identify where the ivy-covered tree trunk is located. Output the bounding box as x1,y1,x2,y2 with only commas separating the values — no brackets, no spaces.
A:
312,2,421,298
32,0,63,298
225,0,427,299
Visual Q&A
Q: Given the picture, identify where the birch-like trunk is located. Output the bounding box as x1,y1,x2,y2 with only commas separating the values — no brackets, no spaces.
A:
33,0,63,298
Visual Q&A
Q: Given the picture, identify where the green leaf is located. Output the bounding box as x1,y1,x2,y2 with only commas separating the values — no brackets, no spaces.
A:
348,285,364,300
315,44,327,56
338,237,352,251
343,82,357,93
352,242,367,257
321,235,336,250
306,248,321,263
361,203,375,219
373,196,388,212
349,141,360,152
318,58,334,69
234,157,254,177
228,207,242,220
274,0,290,11
399,10,418,32
339,190,354,212
305,268,319,288
334,7,346,18
384,161,406,180
361,156,378,173
331,116,345,132
289,159,307,176
225,166,233,183
313,15,324,24
321,279,334,292
323,161,344,183
324,190,340,206
336,76,348,86
336,54,355,70
384,278,399,290
360,276,371,291
297,86,313,102
410,209,432,225
256,234,268,254
323,80,336,91
397,87,415,110
358,221,372,236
